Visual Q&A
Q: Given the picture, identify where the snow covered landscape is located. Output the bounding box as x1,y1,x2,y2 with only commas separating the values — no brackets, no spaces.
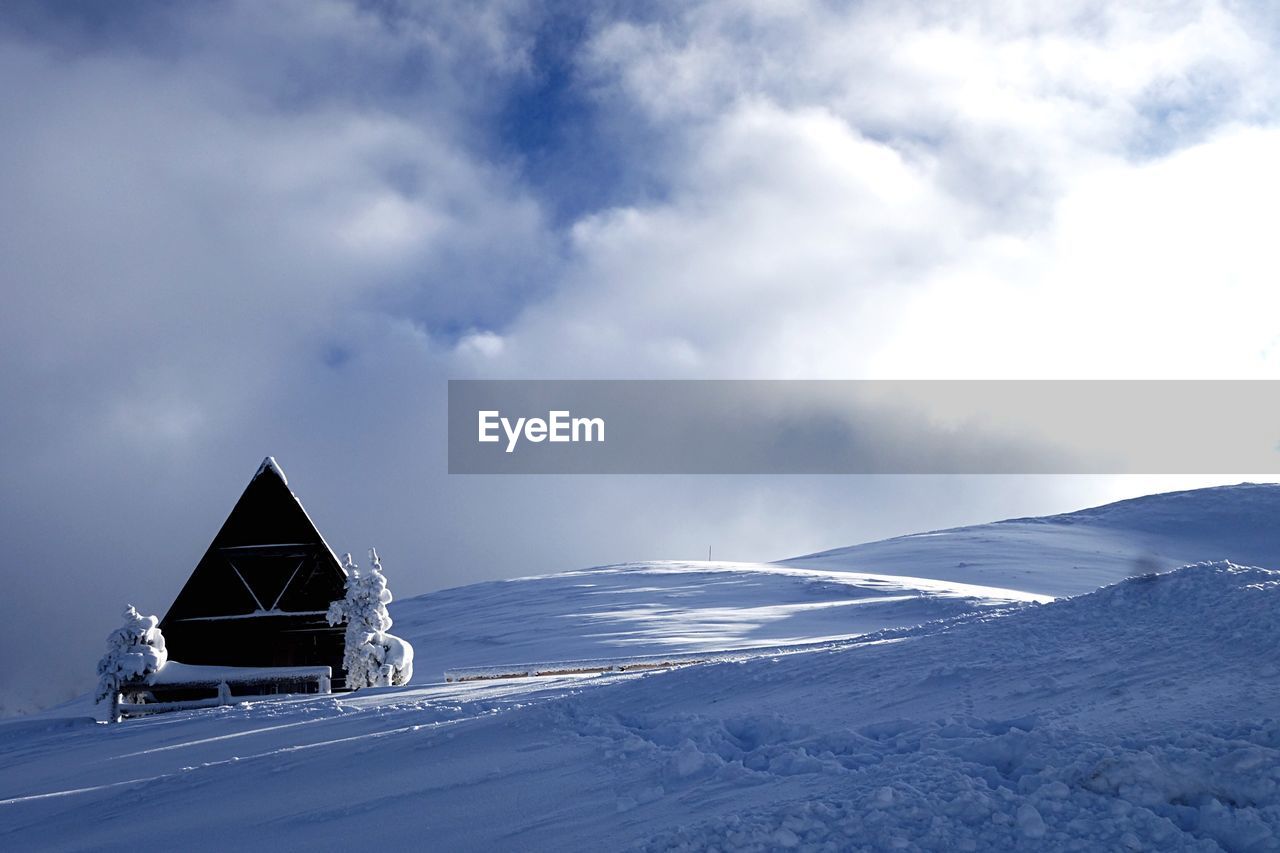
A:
8,1,1280,850
2,484,1278,851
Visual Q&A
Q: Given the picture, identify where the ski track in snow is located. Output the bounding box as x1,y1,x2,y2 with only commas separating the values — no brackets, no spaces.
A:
3,484,1280,851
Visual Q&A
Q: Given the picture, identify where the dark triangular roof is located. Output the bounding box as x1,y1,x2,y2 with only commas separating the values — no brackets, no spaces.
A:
161,457,347,625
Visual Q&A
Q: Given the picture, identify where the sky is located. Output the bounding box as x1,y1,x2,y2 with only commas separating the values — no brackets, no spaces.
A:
3,0,1280,712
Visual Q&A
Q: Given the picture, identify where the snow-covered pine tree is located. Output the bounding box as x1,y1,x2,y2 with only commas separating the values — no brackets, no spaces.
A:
326,549,414,689
96,605,168,709
365,548,415,686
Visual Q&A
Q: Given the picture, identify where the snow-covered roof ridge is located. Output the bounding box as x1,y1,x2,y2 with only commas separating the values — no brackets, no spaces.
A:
250,455,345,572
253,456,288,486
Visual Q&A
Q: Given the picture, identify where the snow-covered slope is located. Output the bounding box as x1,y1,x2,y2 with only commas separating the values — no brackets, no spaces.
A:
782,482,1280,597
626,561,1280,851
406,483,1280,681
401,562,1045,684
3,561,1277,851
3,484,1279,850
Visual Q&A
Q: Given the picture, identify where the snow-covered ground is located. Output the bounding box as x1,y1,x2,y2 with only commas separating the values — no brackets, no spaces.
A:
404,562,1046,684
782,482,1280,597
2,484,1279,851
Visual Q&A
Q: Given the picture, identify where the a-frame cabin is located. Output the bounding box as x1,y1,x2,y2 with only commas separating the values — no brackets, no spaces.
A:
160,457,348,690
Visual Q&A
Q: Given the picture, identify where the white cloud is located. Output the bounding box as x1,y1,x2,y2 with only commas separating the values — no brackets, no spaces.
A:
471,0,1280,381
870,124,1280,378
462,100,964,377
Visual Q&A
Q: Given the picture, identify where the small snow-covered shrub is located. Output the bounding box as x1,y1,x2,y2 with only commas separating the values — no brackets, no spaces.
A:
96,605,167,703
327,548,414,688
